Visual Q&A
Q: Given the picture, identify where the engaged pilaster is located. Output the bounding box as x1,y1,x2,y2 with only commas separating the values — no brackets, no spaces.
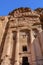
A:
1,31,13,65
14,30,19,65
30,30,37,65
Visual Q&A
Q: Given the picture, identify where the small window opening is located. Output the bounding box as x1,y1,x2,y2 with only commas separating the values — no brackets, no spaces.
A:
23,46,27,51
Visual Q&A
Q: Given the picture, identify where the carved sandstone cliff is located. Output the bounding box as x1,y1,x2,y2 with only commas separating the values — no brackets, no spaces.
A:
0,7,43,65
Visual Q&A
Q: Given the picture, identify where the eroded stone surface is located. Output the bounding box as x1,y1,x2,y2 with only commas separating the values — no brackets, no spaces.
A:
0,8,43,65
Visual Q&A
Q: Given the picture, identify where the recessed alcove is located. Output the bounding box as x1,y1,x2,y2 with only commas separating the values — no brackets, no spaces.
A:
23,46,27,52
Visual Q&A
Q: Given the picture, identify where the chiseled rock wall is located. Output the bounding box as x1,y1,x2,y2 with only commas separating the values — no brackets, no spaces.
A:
0,7,43,65
0,16,8,46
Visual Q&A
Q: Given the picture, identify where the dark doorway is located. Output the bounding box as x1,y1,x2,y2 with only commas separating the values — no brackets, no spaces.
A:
22,57,30,65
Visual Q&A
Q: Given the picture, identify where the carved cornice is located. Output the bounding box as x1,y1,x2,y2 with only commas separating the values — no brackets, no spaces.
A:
35,8,43,14
8,7,39,17
9,7,31,14
35,8,43,22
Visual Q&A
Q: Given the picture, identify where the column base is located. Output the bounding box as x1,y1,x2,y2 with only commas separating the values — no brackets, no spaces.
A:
1,58,11,65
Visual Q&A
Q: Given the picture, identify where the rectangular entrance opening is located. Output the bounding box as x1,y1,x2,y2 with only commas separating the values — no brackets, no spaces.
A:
22,57,30,65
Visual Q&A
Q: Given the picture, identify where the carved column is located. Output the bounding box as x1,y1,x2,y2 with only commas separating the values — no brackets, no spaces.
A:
30,29,43,65
14,30,19,65
30,30,37,65
39,31,43,55
1,30,13,65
